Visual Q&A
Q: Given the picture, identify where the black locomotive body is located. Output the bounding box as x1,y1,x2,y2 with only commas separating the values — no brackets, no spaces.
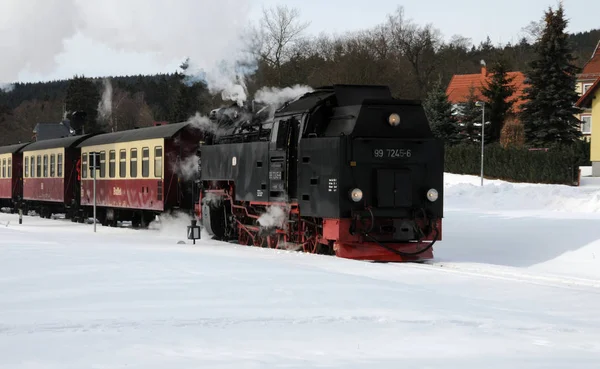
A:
198,84,444,262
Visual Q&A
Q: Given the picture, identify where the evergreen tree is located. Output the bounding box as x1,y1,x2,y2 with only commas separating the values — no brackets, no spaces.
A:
423,79,461,144
519,4,583,145
65,75,102,134
481,59,517,142
456,87,483,143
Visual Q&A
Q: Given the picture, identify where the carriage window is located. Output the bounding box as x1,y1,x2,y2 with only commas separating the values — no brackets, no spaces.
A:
57,153,63,177
130,148,137,178
82,153,88,179
50,155,55,177
36,155,41,177
154,146,162,177
99,151,106,178
7,158,11,178
31,156,35,178
1,159,5,178
109,150,116,178
43,155,48,177
119,150,126,177
24,157,29,178
142,147,149,177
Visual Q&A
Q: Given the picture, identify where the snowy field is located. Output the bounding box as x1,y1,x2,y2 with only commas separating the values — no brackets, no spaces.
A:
2,171,600,368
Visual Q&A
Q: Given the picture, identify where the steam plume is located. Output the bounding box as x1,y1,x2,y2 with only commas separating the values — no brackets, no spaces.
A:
0,0,255,95
175,155,199,182
0,83,15,93
254,85,314,117
98,78,113,121
254,85,313,107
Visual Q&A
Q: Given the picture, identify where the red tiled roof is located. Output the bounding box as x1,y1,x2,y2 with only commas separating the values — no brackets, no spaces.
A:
576,77,600,108
579,40,600,80
445,67,527,112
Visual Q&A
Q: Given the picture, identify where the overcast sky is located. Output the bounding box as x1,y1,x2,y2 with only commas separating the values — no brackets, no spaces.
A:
3,0,597,84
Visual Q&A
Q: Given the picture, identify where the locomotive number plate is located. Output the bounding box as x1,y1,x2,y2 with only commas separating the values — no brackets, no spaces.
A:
373,148,412,158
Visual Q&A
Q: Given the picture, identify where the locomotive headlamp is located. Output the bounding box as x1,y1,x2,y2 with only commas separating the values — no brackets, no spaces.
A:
388,113,401,126
427,188,439,202
350,188,363,202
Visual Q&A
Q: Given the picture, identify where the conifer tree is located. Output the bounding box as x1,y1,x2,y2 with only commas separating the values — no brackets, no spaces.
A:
519,4,583,145
65,75,102,134
423,79,461,145
481,59,517,142
456,87,483,143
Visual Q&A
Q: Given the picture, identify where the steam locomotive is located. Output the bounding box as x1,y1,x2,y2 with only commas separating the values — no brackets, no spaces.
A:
197,84,444,262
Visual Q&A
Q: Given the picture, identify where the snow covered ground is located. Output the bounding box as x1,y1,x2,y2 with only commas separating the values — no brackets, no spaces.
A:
2,172,600,368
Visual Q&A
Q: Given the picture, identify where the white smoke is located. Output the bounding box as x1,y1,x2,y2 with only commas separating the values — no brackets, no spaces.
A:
0,0,82,85
175,155,199,181
254,85,313,106
257,204,289,230
187,112,219,134
0,0,255,97
254,85,313,117
202,192,223,208
97,78,113,121
148,210,203,242
183,59,253,107
0,83,15,93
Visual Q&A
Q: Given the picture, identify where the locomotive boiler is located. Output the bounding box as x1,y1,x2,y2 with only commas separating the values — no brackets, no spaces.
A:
197,84,444,262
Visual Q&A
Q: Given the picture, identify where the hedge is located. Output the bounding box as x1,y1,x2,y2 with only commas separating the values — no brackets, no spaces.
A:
444,140,590,186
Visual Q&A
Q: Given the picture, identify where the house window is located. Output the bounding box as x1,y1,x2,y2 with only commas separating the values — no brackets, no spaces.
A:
142,147,149,177
82,153,88,179
581,115,592,134
43,155,48,177
24,157,29,178
154,146,162,178
583,83,593,94
57,153,63,177
109,150,116,178
130,148,138,178
50,155,55,177
119,150,126,178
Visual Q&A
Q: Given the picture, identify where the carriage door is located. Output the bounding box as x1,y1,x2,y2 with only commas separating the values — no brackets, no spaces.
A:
269,116,300,201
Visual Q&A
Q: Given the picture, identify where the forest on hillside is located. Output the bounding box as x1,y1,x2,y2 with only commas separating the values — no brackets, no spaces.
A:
0,5,599,145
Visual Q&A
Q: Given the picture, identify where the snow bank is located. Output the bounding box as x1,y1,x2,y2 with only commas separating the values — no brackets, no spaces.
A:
437,171,600,281
444,172,600,214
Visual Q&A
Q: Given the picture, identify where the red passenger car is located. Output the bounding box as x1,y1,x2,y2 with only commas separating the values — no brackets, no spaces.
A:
77,122,202,226
0,142,30,212
21,135,92,218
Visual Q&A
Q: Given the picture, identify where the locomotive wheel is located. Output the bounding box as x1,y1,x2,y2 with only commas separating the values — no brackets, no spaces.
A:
266,233,281,249
238,226,252,245
253,232,266,247
210,204,230,240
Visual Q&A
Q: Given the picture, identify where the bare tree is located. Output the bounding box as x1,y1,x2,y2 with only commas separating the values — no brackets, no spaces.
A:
386,6,443,98
249,5,310,85
520,19,545,45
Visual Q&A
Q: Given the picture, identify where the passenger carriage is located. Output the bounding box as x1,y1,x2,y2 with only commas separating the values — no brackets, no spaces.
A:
21,135,92,218
0,142,30,212
77,122,202,227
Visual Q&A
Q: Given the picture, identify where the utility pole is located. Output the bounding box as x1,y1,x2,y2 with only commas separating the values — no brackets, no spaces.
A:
476,101,485,186
89,152,99,232
93,157,97,232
